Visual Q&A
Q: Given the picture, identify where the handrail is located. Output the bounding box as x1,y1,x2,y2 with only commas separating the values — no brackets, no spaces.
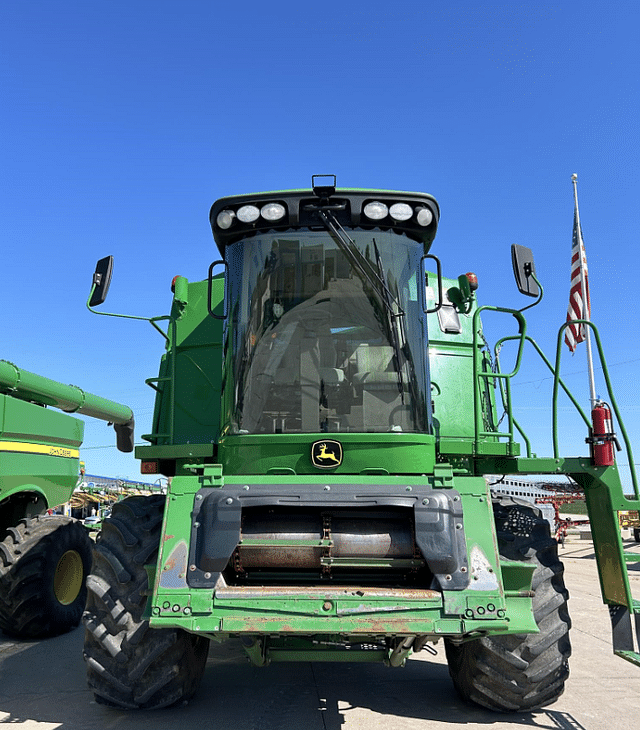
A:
472,306,528,453
141,316,178,445
492,334,592,455
471,308,621,461
472,311,638,498
554,320,639,497
492,334,593,458
494,378,532,457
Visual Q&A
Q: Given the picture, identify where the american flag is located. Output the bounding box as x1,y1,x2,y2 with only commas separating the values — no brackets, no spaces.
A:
564,207,590,352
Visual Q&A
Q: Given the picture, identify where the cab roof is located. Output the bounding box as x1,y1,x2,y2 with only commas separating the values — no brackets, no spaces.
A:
209,187,440,254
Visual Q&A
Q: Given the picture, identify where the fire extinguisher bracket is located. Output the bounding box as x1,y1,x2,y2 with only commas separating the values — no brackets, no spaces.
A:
589,401,620,466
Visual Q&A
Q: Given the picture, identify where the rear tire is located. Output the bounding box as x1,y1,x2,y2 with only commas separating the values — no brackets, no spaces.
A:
0,515,92,638
83,495,209,709
445,497,571,712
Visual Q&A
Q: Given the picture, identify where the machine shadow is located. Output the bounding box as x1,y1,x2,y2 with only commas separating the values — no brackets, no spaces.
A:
0,631,586,730
198,641,587,730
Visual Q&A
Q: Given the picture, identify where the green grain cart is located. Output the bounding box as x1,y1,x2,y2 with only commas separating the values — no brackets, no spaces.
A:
83,177,640,712
0,361,134,638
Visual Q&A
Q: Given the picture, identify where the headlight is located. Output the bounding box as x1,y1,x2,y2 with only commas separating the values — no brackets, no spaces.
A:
237,205,260,223
216,209,235,230
389,203,413,221
363,201,389,220
416,207,434,227
261,202,286,221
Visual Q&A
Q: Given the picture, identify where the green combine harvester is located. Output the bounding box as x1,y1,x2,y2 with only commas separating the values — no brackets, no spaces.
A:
82,176,640,712
0,361,133,638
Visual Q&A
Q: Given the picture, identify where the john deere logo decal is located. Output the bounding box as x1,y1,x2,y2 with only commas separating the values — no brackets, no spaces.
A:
311,440,343,468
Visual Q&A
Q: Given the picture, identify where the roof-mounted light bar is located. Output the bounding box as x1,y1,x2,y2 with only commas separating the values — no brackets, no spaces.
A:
210,181,440,254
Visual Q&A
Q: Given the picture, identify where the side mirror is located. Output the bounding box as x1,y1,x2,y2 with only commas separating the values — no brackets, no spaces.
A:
89,256,114,307
511,244,539,298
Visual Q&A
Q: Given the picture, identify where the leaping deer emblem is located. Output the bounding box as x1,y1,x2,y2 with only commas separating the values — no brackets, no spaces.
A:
312,440,342,467
317,443,339,463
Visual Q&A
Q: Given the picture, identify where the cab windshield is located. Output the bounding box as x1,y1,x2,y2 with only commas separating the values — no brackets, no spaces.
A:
223,228,431,435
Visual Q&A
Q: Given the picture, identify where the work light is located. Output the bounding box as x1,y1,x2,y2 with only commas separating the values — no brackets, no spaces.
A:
416,207,434,227
237,205,260,223
389,203,413,221
363,201,389,220
261,203,286,221
216,209,235,230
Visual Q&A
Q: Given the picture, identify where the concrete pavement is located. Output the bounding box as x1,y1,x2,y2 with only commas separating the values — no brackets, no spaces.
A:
1,535,639,729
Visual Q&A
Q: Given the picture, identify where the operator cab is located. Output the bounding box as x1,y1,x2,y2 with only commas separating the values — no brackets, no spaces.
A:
210,178,440,438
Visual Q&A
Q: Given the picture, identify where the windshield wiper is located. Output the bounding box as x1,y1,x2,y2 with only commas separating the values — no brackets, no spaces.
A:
316,209,406,401
371,237,407,400
316,209,404,317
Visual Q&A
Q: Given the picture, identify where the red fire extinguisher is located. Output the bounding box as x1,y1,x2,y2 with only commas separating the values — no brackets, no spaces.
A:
590,401,618,467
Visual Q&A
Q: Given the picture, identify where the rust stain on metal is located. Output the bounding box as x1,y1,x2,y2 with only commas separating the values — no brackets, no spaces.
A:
337,603,422,616
159,539,189,589
216,585,440,600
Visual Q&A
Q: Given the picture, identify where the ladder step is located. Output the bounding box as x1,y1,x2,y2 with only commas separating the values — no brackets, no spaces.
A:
623,552,640,563
615,650,640,668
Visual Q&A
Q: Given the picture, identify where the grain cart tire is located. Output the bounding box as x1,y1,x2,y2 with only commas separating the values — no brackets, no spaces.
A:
445,497,571,712
0,515,93,638
83,495,209,710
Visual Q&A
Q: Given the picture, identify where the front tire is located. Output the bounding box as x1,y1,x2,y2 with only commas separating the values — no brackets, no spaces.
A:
445,498,571,712
0,515,93,638
83,495,209,709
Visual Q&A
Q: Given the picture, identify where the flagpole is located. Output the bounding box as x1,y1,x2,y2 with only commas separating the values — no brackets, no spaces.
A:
571,173,597,408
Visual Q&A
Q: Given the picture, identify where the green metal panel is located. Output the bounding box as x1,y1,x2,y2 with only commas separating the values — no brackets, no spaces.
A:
218,432,436,476
0,394,84,448
146,278,224,447
566,459,639,608
0,395,84,507
426,275,509,457
429,348,476,440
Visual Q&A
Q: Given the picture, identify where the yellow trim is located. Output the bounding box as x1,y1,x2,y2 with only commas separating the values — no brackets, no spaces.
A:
0,441,79,459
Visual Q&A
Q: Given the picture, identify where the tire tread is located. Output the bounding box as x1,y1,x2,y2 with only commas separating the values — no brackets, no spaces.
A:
83,495,208,710
445,498,571,712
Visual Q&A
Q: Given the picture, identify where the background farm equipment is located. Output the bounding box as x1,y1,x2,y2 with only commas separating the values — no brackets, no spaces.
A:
0,361,133,638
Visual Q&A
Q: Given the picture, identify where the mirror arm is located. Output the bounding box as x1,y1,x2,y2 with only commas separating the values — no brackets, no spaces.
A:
86,284,150,321
517,272,544,313
86,283,169,341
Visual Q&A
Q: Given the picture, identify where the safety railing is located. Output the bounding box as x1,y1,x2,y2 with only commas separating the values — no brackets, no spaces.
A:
553,320,638,499
471,305,528,452
493,334,591,458
472,310,638,498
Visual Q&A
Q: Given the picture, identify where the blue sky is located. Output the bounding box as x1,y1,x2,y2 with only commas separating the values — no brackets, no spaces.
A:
2,1,639,487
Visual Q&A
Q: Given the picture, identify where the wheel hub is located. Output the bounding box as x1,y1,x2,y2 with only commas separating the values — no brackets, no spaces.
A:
53,549,84,605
